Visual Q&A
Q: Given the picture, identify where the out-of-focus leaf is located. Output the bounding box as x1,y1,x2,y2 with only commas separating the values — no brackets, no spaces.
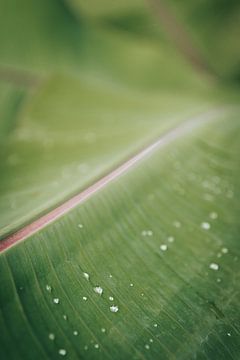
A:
0,73,214,238
66,0,240,81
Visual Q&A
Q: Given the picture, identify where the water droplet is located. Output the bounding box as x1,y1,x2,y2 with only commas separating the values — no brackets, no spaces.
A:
94,344,99,349
160,244,168,251
154,323,158,327
149,339,153,343
227,332,231,337
78,224,83,228
209,263,219,271
201,222,211,230
109,274,113,278
63,314,67,321
141,230,153,236
221,247,228,254
49,333,55,341
53,298,60,304
145,344,150,350
209,212,218,220
217,278,221,283
83,272,90,281
83,296,88,301
94,286,103,295
173,221,181,228
46,285,52,292
73,331,78,336
167,236,174,243
59,349,67,356
109,296,114,301
110,305,119,313
101,328,106,333
130,283,134,287
84,345,88,351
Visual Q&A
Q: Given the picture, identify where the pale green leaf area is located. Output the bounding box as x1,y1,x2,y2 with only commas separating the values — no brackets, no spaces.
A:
0,73,214,238
0,112,239,359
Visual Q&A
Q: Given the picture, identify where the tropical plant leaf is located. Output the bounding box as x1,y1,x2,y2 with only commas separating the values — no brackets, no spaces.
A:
0,108,240,359
0,0,240,359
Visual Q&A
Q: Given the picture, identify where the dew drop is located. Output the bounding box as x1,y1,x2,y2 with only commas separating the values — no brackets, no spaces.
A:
109,296,114,301
167,236,175,243
83,296,88,301
83,272,90,281
63,315,67,321
73,331,78,336
94,344,99,349
109,274,113,278
101,328,106,333
145,344,150,350
130,283,134,287
78,224,83,228
53,298,60,304
154,323,158,328
209,263,219,271
110,305,119,313
221,247,228,254
84,345,88,351
59,349,67,356
49,333,55,341
160,244,168,251
216,278,221,283
227,332,231,337
173,221,181,228
209,212,218,220
141,230,153,237
149,339,153,343
46,285,52,292
94,286,103,295
201,222,211,230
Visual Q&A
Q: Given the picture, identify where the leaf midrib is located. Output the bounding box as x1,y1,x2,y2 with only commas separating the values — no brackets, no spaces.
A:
0,107,224,253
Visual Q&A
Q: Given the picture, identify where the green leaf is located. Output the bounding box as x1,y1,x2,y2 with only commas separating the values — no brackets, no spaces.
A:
0,1,240,359
1,108,240,359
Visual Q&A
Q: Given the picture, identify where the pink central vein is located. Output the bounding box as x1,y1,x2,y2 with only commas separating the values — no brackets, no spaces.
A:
0,109,221,252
